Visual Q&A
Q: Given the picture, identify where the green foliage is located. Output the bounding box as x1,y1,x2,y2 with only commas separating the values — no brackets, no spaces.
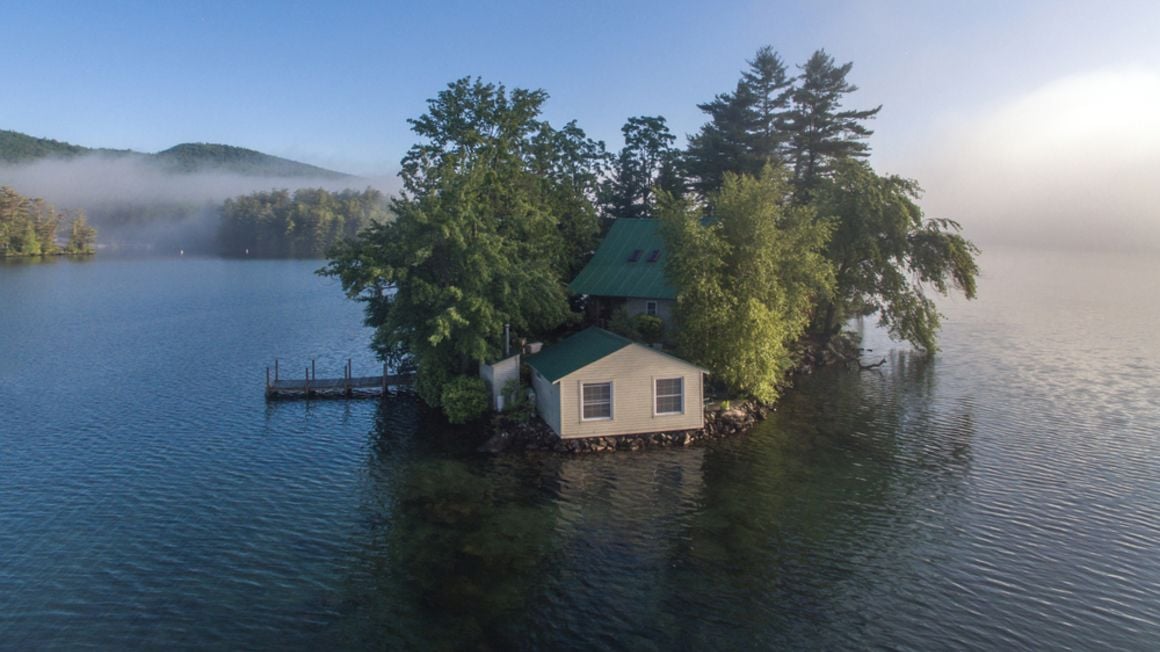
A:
323,77,602,416
0,130,348,177
155,143,349,178
528,120,606,277
813,159,979,352
602,116,683,218
501,378,526,410
634,314,664,344
66,211,96,254
219,187,388,258
0,186,94,257
684,47,879,202
501,378,534,422
683,47,974,354
606,307,641,340
440,376,490,424
0,130,89,164
686,46,793,197
660,165,833,402
786,50,881,201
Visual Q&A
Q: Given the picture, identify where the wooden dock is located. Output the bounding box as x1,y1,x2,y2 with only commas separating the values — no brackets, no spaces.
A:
265,359,413,400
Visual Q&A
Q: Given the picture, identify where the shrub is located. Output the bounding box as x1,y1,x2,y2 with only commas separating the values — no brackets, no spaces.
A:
607,307,640,340
502,378,535,423
634,314,664,344
502,378,527,410
441,375,489,424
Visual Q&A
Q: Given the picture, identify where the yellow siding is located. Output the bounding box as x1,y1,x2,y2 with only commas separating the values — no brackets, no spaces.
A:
557,344,704,438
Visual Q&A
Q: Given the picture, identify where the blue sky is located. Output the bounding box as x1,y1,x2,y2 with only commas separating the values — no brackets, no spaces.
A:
2,0,1159,249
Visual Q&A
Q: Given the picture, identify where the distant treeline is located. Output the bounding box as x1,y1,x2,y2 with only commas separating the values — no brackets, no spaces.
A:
218,187,389,257
0,186,96,256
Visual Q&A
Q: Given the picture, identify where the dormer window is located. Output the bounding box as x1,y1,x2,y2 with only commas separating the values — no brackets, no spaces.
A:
627,249,643,262
646,249,660,263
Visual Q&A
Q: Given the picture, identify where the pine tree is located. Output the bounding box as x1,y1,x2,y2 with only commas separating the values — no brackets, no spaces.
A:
785,49,881,202
742,47,794,165
685,82,755,198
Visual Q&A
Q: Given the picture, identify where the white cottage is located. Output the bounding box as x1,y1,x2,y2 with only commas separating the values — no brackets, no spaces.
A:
526,327,707,439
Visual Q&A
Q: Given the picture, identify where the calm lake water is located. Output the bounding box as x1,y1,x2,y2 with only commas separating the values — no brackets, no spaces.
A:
1,250,1158,650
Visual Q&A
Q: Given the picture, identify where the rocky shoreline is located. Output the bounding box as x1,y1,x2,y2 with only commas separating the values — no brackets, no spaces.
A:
477,333,864,455
478,400,771,454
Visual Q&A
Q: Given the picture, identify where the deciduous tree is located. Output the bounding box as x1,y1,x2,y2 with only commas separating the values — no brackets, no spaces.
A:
603,116,682,219
323,78,596,413
66,211,96,254
0,186,87,257
813,159,979,352
660,165,832,402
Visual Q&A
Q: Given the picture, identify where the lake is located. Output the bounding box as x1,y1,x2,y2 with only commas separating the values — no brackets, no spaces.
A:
1,250,1158,650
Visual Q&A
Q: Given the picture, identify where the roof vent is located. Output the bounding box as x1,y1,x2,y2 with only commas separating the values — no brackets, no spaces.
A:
646,249,660,263
627,249,643,262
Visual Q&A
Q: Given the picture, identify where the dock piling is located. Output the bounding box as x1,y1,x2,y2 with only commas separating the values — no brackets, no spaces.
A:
264,359,411,400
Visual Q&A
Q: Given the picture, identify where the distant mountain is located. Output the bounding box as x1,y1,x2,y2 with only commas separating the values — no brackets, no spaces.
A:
0,130,82,161
153,143,349,178
0,129,350,178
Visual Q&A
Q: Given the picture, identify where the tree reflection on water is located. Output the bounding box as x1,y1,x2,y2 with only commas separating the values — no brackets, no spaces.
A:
326,352,977,649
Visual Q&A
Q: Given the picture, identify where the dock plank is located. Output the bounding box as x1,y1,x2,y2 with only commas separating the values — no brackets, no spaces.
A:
265,361,413,400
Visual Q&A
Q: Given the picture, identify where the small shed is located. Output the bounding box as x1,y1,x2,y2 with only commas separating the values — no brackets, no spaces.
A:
526,327,706,439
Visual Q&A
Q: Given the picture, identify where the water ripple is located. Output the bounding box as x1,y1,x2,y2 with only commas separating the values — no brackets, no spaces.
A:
3,253,1160,649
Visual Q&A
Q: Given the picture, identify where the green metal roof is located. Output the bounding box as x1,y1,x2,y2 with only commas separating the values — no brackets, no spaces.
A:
568,219,676,300
525,327,633,383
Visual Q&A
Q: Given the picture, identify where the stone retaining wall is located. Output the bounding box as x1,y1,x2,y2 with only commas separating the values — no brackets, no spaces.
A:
479,400,771,454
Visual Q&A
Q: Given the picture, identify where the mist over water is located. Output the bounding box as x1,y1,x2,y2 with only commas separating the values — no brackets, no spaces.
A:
0,154,394,252
884,67,1160,254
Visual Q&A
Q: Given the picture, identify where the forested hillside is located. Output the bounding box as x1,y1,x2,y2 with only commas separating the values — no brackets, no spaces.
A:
0,129,347,178
154,143,348,178
0,130,128,164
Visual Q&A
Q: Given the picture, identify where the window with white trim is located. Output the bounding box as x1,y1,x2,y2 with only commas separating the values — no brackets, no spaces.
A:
581,382,612,420
655,377,684,415
646,301,658,316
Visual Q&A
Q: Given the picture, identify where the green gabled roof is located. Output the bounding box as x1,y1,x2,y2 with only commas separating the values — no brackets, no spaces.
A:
525,327,633,383
568,219,676,300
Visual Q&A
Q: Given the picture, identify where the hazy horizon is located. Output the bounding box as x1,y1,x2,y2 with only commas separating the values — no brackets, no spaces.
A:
2,1,1158,254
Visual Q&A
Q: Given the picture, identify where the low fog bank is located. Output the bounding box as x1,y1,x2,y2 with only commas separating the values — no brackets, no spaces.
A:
0,154,400,253
888,67,1160,255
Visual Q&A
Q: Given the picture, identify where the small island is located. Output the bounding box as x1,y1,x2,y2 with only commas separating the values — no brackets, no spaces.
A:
322,46,980,444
